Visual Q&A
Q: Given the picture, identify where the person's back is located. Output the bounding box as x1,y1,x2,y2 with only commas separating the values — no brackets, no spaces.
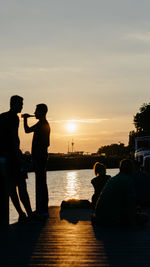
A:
91,162,110,208
94,159,136,226
95,172,135,225
0,110,20,158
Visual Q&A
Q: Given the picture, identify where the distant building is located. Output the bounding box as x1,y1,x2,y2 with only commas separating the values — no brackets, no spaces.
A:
67,151,84,156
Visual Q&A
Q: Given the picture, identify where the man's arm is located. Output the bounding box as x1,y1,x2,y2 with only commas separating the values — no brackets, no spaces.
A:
22,114,37,133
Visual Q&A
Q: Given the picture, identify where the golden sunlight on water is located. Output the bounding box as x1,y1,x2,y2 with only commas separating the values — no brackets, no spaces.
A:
65,171,79,200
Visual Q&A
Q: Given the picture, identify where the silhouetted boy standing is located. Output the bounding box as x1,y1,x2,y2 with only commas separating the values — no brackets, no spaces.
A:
0,95,32,222
23,104,50,217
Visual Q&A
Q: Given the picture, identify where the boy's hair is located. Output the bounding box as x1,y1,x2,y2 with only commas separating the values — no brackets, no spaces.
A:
120,159,133,175
10,95,23,108
36,103,48,115
93,162,106,176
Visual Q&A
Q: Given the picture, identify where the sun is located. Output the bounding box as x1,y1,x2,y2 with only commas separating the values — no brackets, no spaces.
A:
66,122,77,132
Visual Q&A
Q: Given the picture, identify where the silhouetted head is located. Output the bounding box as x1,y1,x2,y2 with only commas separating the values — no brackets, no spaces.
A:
119,159,133,176
10,95,23,113
93,162,106,176
34,103,48,119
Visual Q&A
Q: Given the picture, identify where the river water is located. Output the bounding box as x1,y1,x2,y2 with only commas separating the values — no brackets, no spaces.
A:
10,168,118,224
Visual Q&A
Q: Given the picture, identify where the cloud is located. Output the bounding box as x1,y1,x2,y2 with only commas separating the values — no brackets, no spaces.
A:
50,118,108,124
0,66,85,74
125,32,150,42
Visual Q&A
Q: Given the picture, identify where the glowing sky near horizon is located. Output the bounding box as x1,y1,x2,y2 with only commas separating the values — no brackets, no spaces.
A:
0,0,150,153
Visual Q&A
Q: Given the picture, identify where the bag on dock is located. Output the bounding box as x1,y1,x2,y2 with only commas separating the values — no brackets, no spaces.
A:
61,199,91,209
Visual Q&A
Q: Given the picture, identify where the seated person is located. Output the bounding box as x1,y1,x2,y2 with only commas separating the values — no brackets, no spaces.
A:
92,159,148,228
91,162,110,208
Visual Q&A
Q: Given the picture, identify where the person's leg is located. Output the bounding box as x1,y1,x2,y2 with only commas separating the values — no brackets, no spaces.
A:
17,179,32,217
35,166,48,214
35,170,41,213
34,156,48,214
9,181,25,216
40,167,48,213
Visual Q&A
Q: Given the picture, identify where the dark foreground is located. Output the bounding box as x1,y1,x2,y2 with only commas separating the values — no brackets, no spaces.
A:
1,206,150,266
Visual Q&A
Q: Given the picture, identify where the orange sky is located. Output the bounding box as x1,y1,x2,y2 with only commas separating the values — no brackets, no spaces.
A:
0,1,150,153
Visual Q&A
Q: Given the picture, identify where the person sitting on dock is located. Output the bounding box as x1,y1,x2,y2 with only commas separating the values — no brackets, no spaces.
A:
22,104,50,218
92,159,148,228
91,162,110,208
0,95,33,223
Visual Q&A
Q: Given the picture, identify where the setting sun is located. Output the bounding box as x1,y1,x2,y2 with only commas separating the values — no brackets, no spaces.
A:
66,123,77,132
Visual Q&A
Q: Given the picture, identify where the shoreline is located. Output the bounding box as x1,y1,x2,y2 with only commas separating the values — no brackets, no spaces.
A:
24,154,122,172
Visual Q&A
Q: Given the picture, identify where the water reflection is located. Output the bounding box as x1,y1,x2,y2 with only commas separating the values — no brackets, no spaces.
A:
65,171,79,199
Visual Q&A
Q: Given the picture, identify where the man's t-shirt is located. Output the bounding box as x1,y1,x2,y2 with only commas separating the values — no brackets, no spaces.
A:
95,172,136,225
31,119,50,157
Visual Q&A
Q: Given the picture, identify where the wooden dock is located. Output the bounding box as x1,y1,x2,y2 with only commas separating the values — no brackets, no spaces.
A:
1,206,150,267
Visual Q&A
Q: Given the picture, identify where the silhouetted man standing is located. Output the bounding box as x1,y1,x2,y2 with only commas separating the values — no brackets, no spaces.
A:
0,95,32,222
23,104,50,217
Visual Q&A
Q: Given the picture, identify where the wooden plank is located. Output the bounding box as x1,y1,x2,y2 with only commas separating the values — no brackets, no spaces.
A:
0,206,150,266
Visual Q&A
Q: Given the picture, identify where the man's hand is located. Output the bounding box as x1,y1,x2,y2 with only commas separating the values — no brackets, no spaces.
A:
21,113,31,119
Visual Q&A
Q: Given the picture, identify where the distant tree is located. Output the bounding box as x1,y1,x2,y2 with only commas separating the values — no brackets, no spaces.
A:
127,103,150,154
134,103,150,135
97,143,129,157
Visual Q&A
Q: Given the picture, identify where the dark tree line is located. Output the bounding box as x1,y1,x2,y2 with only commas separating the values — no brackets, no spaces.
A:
97,143,129,157
129,102,150,152
134,103,150,134
98,102,150,157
